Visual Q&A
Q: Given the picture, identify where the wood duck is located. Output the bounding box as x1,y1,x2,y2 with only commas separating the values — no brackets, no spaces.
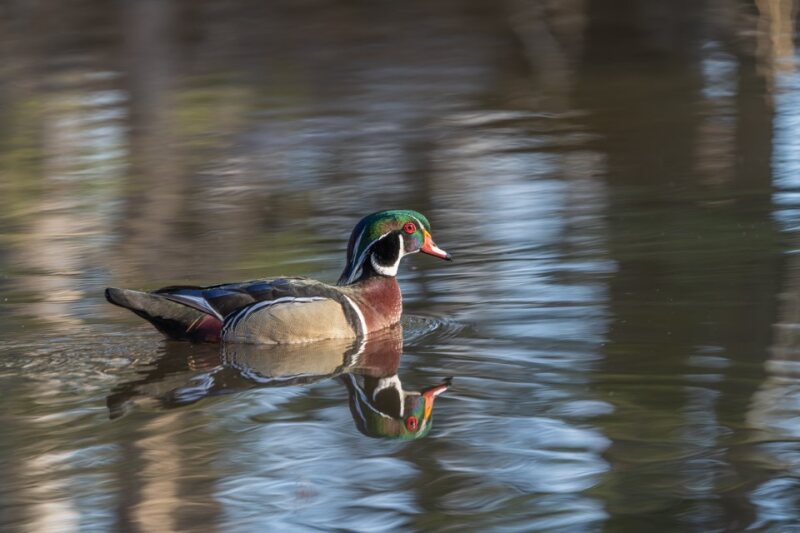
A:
105,210,451,344
106,326,451,440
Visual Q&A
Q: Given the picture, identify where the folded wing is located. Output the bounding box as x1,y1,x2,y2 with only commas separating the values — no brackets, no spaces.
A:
106,277,363,343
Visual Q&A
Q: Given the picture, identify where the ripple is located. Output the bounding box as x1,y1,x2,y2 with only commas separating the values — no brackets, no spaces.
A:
401,314,467,346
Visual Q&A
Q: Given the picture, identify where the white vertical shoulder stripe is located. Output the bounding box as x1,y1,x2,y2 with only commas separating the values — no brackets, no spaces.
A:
342,295,368,337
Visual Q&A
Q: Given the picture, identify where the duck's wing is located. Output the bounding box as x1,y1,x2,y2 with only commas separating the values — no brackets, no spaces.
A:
105,286,222,342
106,277,362,343
155,277,338,319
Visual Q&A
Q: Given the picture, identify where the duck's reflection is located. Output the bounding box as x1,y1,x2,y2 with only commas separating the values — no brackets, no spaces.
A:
107,326,450,439
344,373,450,441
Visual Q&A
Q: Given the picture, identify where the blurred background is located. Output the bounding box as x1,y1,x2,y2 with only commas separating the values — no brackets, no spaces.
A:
2,0,800,530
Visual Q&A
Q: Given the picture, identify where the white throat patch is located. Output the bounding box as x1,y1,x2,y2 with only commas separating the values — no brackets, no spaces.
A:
370,234,404,277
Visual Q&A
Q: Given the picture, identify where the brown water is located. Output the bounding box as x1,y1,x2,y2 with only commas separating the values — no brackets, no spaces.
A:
2,0,800,531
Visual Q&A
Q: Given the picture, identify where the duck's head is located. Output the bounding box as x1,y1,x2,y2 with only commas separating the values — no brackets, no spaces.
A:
344,374,451,440
338,209,451,285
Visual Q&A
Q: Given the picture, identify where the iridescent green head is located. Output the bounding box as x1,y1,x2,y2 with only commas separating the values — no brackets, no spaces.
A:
338,209,451,285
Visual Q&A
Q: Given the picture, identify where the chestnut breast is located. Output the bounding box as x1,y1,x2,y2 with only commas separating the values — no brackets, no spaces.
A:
345,277,403,333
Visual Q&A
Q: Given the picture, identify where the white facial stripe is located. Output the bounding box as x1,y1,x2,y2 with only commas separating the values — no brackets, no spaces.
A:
409,215,427,234
343,224,369,285
349,375,369,425
349,227,365,274
346,230,392,284
348,374,395,420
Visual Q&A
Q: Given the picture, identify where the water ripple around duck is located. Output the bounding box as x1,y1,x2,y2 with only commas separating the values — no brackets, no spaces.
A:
401,314,467,346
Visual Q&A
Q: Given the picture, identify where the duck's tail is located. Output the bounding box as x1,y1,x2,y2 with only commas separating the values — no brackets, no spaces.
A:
105,287,222,342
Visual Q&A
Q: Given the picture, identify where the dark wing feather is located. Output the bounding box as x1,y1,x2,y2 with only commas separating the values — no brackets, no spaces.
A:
153,277,337,320
105,287,216,341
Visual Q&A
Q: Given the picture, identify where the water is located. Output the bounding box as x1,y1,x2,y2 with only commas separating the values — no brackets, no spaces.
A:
2,0,800,530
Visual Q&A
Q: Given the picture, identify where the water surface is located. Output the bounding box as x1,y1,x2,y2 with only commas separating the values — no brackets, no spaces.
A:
2,1,800,531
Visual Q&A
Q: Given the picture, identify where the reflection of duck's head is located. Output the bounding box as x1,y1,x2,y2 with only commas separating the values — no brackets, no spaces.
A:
344,373,451,440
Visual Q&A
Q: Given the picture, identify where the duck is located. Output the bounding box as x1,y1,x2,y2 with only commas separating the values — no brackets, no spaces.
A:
105,209,451,344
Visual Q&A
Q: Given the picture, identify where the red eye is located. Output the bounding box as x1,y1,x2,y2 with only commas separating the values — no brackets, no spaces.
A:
403,222,416,234
405,416,418,431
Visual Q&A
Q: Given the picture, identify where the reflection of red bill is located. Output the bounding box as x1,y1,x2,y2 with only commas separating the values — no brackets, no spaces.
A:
420,230,452,261
422,381,450,419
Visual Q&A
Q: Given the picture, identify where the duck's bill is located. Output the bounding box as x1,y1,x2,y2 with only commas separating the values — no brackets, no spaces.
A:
422,380,451,419
422,382,450,399
421,231,452,261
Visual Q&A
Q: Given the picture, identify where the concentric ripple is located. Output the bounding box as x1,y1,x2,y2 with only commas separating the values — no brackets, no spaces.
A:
401,314,467,346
